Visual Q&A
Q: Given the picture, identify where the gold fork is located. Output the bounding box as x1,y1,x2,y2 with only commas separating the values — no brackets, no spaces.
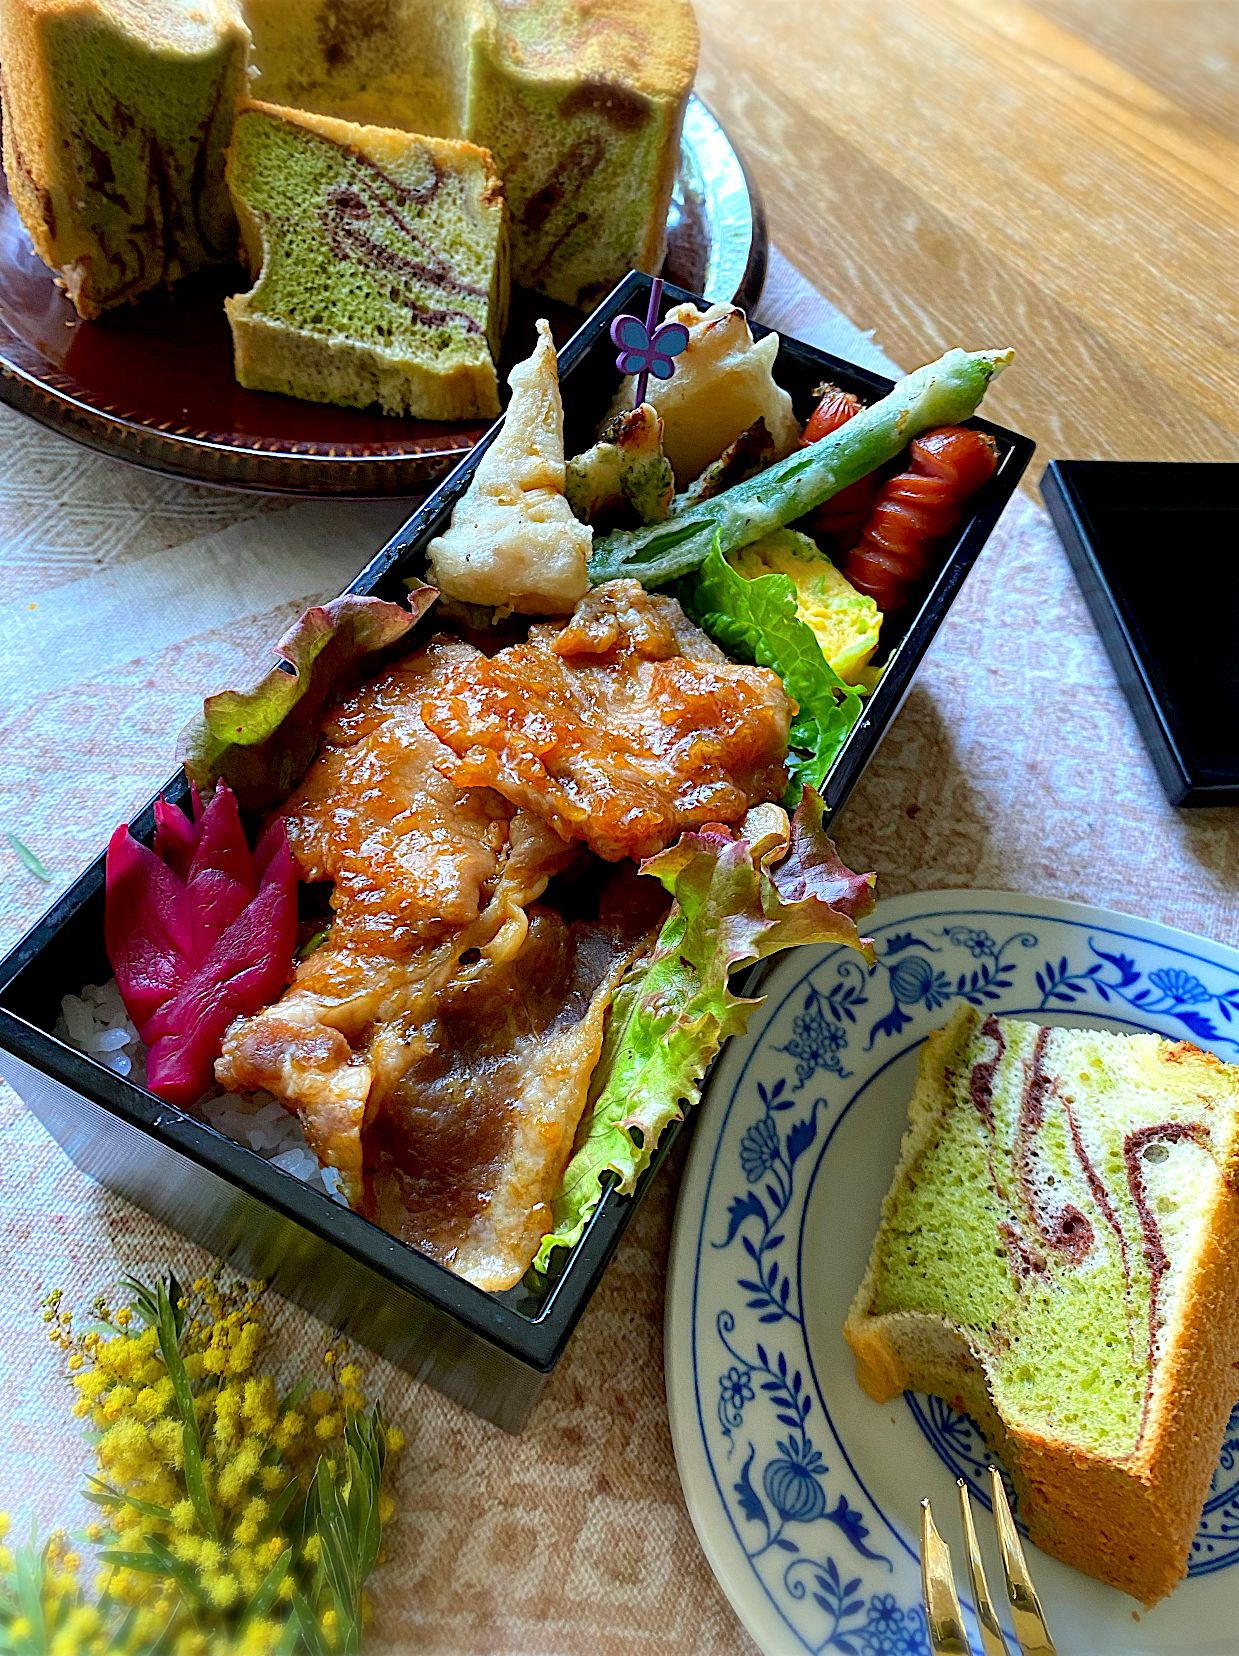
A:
920,1468,1057,1656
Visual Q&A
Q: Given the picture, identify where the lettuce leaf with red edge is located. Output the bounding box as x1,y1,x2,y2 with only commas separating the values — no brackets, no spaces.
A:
533,788,875,1271
179,588,437,811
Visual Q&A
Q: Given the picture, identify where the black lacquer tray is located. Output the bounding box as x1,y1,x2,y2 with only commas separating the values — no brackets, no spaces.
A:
0,274,1034,1430
1043,460,1239,808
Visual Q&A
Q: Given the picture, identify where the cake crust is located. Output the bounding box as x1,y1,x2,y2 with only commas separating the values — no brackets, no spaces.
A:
845,1005,1239,1606
486,0,699,98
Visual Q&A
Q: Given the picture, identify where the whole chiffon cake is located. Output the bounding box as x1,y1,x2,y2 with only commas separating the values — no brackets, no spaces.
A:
0,0,698,322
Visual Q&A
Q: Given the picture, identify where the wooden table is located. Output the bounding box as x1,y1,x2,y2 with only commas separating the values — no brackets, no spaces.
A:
697,0,1239,473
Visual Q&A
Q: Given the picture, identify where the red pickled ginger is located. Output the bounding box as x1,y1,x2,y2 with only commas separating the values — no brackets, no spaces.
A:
104,782,297,1107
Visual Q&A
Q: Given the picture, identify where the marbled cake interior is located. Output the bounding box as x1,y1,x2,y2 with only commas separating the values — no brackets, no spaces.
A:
230,111,495,354
869,1008,1239,1455
225,103,507,417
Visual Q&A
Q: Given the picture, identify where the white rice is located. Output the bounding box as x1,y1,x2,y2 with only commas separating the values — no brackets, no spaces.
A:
55,982,349,1207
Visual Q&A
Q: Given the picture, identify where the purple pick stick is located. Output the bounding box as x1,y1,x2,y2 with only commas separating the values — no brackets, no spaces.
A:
609,275,689,407
634,277,661,406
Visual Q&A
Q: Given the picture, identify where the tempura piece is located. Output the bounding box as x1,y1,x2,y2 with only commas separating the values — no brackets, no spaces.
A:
421,581,792,862
426,318,591,615
608,302,800,487
671,416,779,514
565,403,673,526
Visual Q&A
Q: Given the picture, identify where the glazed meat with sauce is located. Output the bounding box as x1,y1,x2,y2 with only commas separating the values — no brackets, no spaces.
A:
216,586,791,1289
279,639,524,950
421,580,793,861
217,640,579,1216
368,892,656,1286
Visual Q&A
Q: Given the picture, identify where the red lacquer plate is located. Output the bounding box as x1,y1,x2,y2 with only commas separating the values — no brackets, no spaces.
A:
0,96,765,497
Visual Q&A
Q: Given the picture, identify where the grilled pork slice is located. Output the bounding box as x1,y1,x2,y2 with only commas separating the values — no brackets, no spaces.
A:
366,899,648,1286
215,640,575,1228
219,585,793,1285
422,581,792,862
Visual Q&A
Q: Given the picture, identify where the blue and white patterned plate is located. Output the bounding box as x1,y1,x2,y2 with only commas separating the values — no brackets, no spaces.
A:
665,890,1239,1656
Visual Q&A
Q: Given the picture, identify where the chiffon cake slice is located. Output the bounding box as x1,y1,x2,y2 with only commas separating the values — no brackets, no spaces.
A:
0,0,249,317
224,100,509,420
844,1004,1239,1606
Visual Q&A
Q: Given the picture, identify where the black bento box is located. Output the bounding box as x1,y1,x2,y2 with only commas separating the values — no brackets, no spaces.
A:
0,274,1034,1431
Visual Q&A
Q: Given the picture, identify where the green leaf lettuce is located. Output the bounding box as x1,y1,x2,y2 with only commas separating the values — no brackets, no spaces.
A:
179,588,437,811
534,789,875,1271
680,534,864,803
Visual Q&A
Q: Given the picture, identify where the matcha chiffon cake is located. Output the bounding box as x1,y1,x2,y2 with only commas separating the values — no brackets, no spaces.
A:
239,0,698,310
0,0,249,316
845,1004,1239,1605
225,101,508,420
1,0,698,415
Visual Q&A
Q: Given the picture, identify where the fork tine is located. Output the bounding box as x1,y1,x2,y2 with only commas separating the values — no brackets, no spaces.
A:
919,1499,971,1656
988,1467,1058,1656
956,1480,1011,1656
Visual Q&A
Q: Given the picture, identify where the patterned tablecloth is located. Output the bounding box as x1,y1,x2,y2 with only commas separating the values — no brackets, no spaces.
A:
3,249,1237,1656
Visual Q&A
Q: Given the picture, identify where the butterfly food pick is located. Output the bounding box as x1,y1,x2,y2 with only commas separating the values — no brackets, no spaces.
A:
609,276,690,406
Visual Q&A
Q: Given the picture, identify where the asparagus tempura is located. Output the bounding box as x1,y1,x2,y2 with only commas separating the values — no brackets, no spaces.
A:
587,347,1012,589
